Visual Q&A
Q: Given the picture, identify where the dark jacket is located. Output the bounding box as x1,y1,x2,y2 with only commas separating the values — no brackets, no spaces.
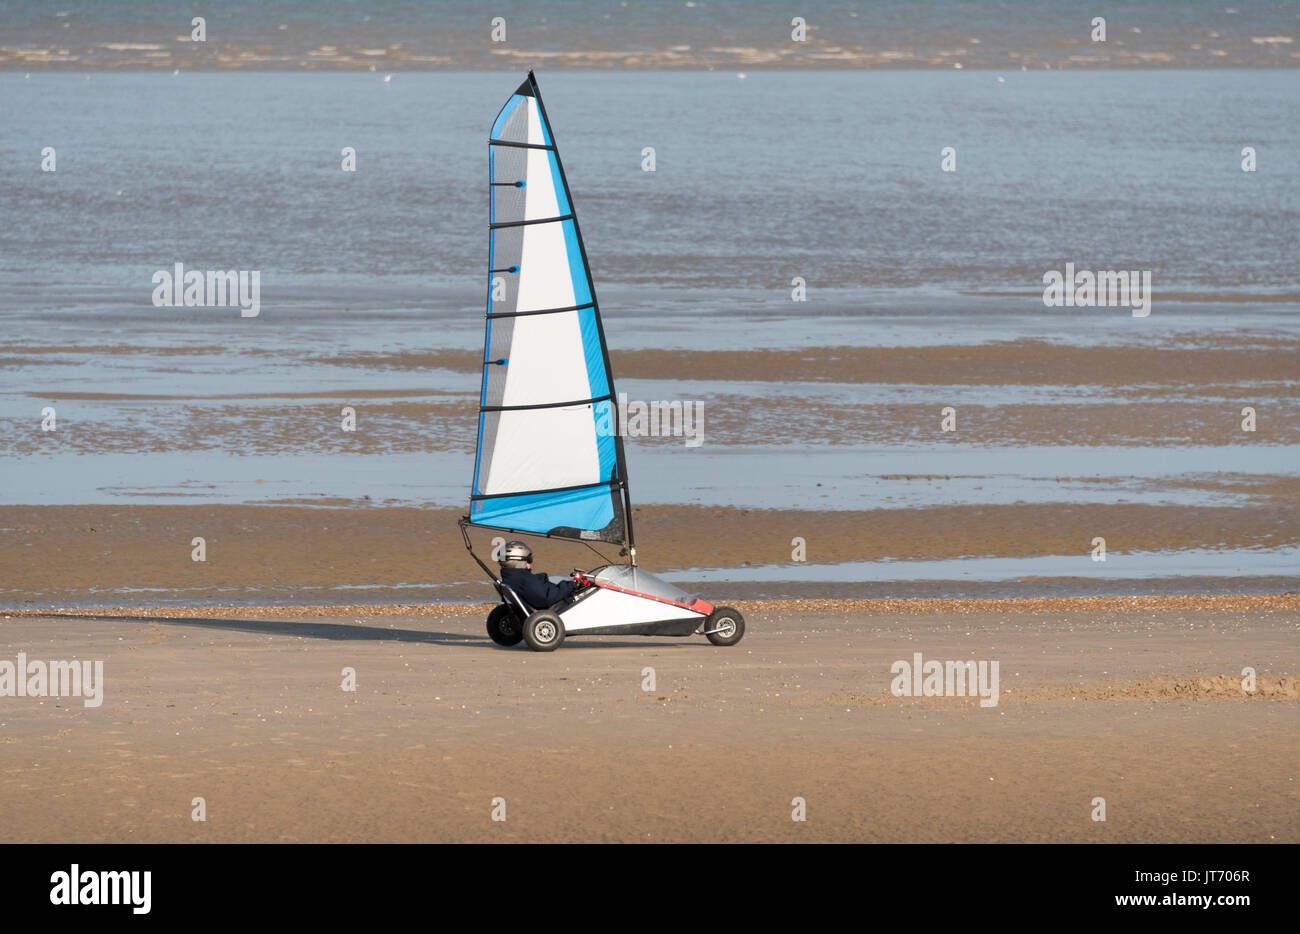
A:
501,565,577,611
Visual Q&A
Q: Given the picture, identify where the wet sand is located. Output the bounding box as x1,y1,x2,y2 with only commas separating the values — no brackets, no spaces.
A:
10,394,1299,454
1,601,1295,843
3,502,1298,608
6,330,1295,603
13,336,1297,385
310,339,1300,386
7,338,1299,457
4,10,1297,73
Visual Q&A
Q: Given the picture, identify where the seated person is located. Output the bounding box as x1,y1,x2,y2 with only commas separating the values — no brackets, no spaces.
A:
498,540,581,610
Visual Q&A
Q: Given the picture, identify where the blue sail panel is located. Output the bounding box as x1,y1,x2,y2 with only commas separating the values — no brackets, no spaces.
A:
471,484,617,540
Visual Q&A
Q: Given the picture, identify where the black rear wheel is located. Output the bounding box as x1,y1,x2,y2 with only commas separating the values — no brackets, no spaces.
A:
704,606,745,646
486,604,523,646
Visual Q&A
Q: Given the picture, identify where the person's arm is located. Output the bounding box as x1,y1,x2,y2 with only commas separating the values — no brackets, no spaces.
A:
517,571,576,608
541,574,578,604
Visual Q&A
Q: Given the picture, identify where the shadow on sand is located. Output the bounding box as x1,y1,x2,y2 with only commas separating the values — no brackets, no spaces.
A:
49,612,483,647
44,613,705,650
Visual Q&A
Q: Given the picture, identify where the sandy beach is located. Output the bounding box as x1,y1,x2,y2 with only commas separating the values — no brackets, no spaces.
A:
2,597,1296,843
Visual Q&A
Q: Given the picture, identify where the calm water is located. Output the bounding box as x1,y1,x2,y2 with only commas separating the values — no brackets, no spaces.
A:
4,444,1297,509
2,70,1298,301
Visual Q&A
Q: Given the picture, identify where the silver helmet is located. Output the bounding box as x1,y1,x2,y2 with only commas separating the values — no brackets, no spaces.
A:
500,540,533,565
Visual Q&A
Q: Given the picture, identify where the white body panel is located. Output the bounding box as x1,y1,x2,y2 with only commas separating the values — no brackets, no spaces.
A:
559,586,706,633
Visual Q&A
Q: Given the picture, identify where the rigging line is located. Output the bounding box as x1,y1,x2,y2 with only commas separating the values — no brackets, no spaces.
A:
480,394,612,412
471,478,619,501
458,517,499,584
486,301,594,320
579,538,618,567
489,140,555,151
490,214,574,230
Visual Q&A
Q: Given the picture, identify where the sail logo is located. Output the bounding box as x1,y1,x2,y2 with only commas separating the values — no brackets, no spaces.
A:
599,393,704,447
1042,263,1151,317
151,263,261,317
49,865,150,914
890,653,999,707
0,653,104,708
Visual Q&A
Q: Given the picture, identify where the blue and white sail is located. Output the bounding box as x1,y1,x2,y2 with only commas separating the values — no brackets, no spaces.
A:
469,72,632,546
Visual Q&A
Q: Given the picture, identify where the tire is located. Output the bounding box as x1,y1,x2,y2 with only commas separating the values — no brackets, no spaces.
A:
486,604,523,647
704,606,745,646
522,610,565,652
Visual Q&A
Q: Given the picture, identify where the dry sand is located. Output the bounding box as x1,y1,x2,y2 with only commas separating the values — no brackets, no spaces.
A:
1,599,1296,843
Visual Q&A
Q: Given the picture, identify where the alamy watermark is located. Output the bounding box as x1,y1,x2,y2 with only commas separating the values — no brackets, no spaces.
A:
152,262,261,317
50,865,150,914
597,392,704,447
1043,262,1151,317
890,652,999,707
0,653,104,707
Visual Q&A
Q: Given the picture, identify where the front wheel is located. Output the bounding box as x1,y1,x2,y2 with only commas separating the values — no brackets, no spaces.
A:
486,604,523,646
523,610,565,652
704,606,745,646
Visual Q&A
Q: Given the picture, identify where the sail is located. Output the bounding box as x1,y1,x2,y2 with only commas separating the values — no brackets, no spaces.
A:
468,72,631,546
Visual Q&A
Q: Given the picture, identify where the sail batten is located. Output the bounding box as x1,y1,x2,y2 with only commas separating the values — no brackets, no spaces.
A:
468,72,632,547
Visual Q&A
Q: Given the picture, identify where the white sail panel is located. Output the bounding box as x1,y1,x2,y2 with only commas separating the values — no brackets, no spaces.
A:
486,406,602,493
498,310,591,409
515,222,577,312
524,97,546,145
523,147,561,221
486,308,601,494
